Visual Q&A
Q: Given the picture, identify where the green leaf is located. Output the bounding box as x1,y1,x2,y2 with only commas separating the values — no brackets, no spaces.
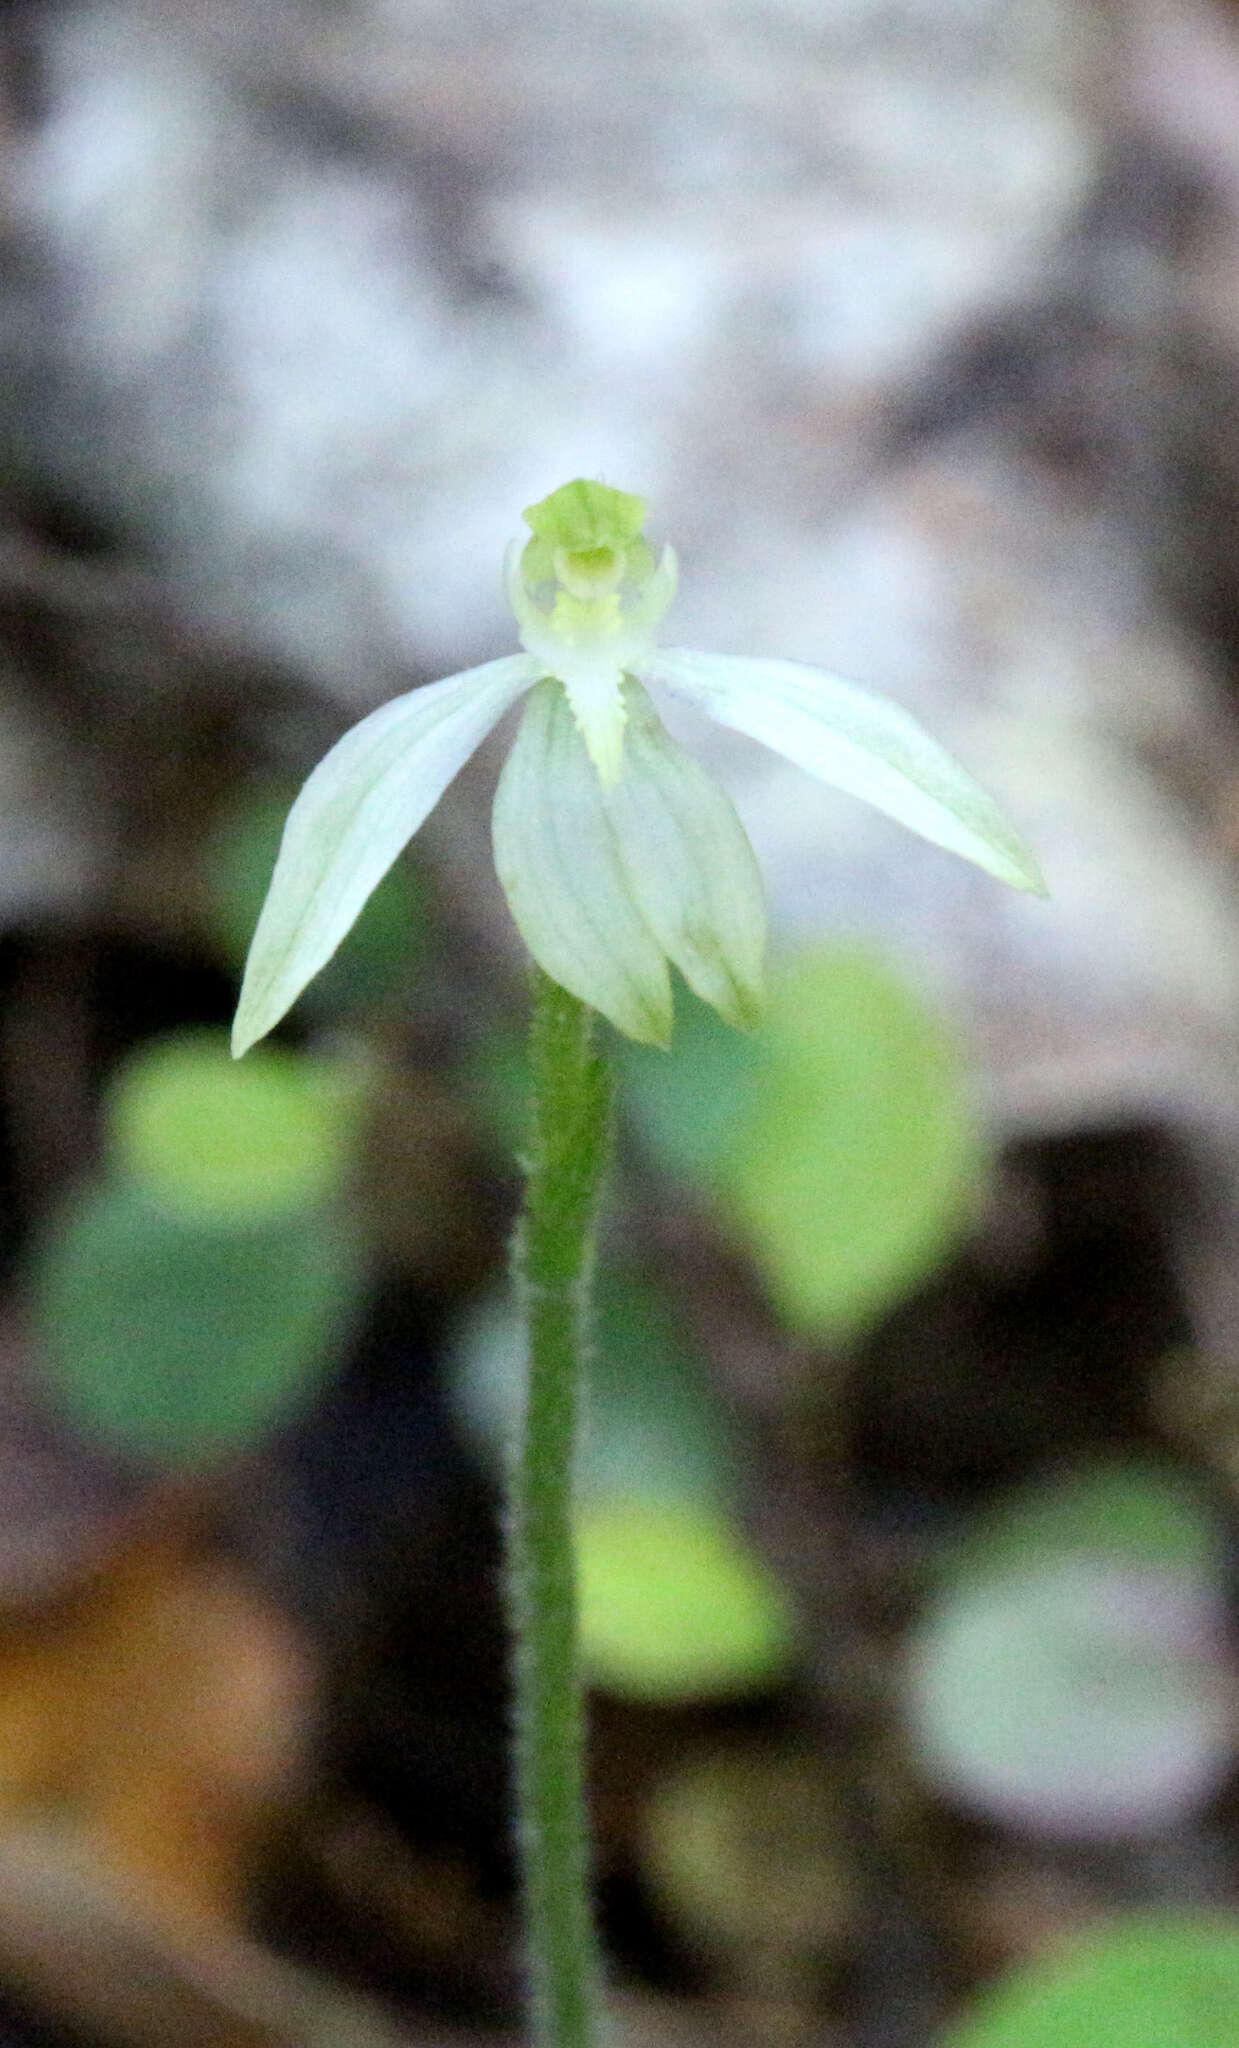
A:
906,1462,1234,1839
449,1269,787,1702
33,1181,361,1465
948,1460,1223,1588
463,1018,533,1156
645,648,1046,894
204,784,428,1020
575,1497,795,1703
939,1913,1239,2048
448,1268,735,1509
106,1028,364,1222
232,653,536,1055
721,944,982,1339
642,1747,854,1955
620,984,765,1183
492,679,672,1045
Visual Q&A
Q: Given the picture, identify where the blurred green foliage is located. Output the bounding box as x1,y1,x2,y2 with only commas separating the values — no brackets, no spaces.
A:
906,1460,1233,1840
33,1029,366,1464
449,1269,794,1701
940,1913,1239,2048
451,1267,734,1508
642,1745,854,1961
574,1496,794,1703
622,942,981,1341
944,1460,1224,1587
107,1026,366,1220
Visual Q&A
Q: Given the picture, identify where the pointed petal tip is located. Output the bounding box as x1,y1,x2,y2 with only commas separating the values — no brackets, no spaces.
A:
632,1009,673,1050
720,980,766,1033
958,833,1048,900
231,961,297,1058
697,961,766,1036
586,724,626,788
647,649,1049,902
996,838,1049,898
576,964,672,1046
580,966,674,1046
564,978,673,1047
229,999,268,1061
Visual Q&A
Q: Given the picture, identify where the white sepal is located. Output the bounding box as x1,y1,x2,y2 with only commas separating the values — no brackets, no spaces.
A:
644,648,1046,895
491,679,673,1046
602,680,766,1030
232,653,538,1056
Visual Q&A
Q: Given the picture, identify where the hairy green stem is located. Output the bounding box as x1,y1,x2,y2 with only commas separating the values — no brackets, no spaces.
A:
510,971,613,2048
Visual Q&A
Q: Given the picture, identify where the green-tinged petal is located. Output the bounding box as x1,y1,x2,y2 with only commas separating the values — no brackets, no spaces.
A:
523,479,647,552
504,539,679,787
233,654,538,1056
644,649,1047,895
602,680,766,1030
492,679,672,1046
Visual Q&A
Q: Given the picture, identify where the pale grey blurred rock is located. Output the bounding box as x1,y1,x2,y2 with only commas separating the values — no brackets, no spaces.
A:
3,0,1239,1206
0,679,101,921
0,0,1099,692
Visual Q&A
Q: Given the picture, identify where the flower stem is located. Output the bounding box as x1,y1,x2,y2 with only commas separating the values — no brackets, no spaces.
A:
510,971,613,2048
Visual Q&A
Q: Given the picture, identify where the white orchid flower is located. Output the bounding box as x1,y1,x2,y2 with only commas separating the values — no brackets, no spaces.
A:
232,479,1044,1054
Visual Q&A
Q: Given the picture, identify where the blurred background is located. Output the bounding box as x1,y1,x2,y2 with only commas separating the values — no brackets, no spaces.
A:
2,0,1239,2043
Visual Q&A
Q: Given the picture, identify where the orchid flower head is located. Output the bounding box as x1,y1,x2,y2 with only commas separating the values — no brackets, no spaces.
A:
232,479,1044,1056
506,480,677,785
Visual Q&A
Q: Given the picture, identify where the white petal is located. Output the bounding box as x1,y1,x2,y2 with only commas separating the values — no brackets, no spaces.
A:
602,680,766,1030
644,649,1046,895
233,654,538,1055
492,680,672,1046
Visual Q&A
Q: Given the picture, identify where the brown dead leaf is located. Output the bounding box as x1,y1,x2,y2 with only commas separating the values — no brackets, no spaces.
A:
0,1486,312,1935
